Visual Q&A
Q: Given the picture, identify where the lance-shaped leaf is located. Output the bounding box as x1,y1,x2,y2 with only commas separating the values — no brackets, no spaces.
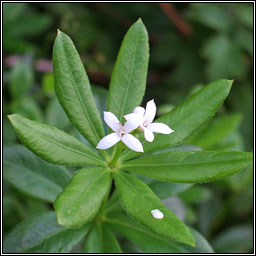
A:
113,171,194,246
84,223,122,253
123,151,253,183
3,145,72,202
107,215,214,253
53,30,105,146
54,167,112,228
3,211,91,253
107,19,149,121
8,114,104,166
120,79,233,161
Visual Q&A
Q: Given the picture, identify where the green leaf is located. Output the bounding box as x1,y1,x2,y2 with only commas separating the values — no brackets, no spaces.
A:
8,114,104,166
53,30,105,146
3,145,72,202
101,224,122,253
84,223,102,253
107,215,213,253
84,224,122,253
121,79,233,161
54,167,112,228
107,19,149,121
123,150,252,183
3,211,90,253
114,171,194,246
10,59,33,99
186,113,242,149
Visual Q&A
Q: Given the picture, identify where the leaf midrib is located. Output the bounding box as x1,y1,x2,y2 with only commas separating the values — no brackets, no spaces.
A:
19,118,103,165
60,37,101,143
116,172,155,208
19,223,89,253
70,170,108,208
118,28,141,120
106,218,186,252
123,158,251,167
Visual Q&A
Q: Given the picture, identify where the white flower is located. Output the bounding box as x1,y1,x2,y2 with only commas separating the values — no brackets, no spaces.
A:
96,112,144,152
151,209,164,219
125,99,174,142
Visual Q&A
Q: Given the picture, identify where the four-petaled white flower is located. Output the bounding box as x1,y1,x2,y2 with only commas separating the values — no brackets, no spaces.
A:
125,99,174,142
96,112,144,152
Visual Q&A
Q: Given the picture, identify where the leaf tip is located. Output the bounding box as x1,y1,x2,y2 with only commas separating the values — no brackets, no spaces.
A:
7,114,16,122
135,17,146,27
137,17,143,23
57,28,62,36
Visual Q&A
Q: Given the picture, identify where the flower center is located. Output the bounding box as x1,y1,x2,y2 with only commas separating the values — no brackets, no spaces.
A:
118,127,126,137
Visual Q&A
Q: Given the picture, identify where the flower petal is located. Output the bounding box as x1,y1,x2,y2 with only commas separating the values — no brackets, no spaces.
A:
104,112,121,132
148,122,174,134
144,99,156,124
96,133,120,150
123,114,141,133
121,134,144,152
133,106,145,117
144,127,154,142
124,112,142,123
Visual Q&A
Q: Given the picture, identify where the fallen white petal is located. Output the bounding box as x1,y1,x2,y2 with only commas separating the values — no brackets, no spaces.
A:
96,133,120,150
144,127,154,142
123,114,141,133
144,99,156,124
121,134,144,152
151,209,164,219
133,106,145,117
148,122,174,134
104,112,121,132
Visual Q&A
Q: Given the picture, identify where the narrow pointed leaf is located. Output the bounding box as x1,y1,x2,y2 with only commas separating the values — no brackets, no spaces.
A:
121,79,233,160
107,215,213,253
84,224,102,253
53,30,105,146
107,19,149,121
123,151,253,183
101,224,122,253
84,224,122,253
3,212,91,253
3,145,72,202
8,114,104,166
114,172,194,246
54,167,112,228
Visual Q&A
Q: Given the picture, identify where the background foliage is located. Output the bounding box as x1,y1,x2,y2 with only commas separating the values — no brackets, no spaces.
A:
3,3,253,253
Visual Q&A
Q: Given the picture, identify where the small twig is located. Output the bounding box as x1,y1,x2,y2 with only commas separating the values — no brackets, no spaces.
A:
158,3,192,36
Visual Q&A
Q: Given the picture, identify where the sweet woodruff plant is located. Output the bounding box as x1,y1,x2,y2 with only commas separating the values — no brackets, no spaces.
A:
6,19,252,253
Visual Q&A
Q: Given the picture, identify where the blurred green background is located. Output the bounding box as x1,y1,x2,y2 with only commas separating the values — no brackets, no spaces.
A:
3,3,253,253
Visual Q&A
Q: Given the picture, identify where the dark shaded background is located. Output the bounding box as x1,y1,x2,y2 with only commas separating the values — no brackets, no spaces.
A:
3,3,253,253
